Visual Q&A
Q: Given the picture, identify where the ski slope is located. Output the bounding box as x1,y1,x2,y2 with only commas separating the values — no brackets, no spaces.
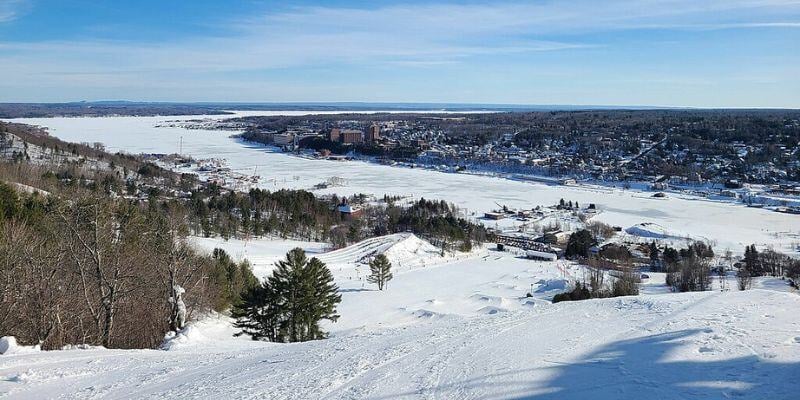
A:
2,233,800,399
190,233,453,281
2,288,798,399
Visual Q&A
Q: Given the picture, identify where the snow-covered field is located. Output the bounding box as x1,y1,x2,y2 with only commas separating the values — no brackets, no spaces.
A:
1,235,798,399
2,113,800,399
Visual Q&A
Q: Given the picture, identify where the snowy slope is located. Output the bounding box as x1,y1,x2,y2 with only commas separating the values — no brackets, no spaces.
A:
2,114,799,398
1,235,798,399
190,233,454,282
2,289,798,399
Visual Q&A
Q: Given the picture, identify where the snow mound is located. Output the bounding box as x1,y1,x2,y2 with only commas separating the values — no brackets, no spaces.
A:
469,293,505,305
534,279,568,293
520,297,538,307
160,313,252,350
477,306,508,315
625,222,693,241
410,309,444,319
0,336,40,355
161,326,208,351
4,369,36,383
318,233,446,273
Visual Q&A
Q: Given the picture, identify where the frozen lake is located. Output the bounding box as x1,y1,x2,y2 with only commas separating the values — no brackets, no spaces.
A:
6,111,799,255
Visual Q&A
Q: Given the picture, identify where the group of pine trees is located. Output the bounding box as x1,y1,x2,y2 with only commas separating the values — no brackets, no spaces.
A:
365,198,487,253
564,229,597,259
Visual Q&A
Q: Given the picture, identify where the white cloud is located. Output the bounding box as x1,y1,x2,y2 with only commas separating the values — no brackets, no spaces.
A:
0,0,30,23
0,0,798,104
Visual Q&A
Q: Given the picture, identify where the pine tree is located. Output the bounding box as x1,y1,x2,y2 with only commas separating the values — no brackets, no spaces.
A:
744,244,760,275
649,241,660,269
300,256,341,340
565,229,596,259
367,254,393,290
233,248,341,343
232,284,281,341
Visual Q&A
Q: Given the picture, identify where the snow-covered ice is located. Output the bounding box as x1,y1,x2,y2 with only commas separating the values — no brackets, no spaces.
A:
6,112,799,256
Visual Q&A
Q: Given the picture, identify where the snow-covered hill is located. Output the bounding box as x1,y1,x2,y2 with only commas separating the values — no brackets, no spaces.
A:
2,233,799,399
2,288,798,399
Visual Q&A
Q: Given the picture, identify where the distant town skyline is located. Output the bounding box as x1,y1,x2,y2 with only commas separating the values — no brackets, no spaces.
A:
0,0,798,108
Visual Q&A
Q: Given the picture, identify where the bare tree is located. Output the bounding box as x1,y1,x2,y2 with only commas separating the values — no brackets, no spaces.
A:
737,266,753,291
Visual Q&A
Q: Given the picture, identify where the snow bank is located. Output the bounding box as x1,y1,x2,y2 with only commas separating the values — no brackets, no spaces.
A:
625,222,697,242
160,313,262,351
534,278,568,293
0,336,40,355
161,326,208,351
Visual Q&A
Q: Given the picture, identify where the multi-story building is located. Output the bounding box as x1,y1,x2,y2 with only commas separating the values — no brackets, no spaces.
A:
367,124,381,142
329,128,341,142
341,129,363,144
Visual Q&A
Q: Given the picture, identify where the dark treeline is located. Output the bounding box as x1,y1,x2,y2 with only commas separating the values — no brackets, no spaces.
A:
356,197,487,252
187,184,342,242
0,103,233,118
737,244,800,290
185,186,486,252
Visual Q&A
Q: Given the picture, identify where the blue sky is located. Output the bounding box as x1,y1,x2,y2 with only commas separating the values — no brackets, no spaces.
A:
0,0,798,107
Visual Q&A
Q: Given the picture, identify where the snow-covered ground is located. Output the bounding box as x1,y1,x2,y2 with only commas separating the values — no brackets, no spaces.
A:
3,232,800,399
5,113,799,256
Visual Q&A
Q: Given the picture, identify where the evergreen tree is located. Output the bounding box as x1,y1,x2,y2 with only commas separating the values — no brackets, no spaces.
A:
565,229,596,259
232,284,281,341
233,248,340,343
744,244,760,275
649,241,660,269
300,256,341,340
367,254,393,290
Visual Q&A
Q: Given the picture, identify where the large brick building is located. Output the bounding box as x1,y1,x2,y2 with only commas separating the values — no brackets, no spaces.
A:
366,124,381,143
340,129,363,144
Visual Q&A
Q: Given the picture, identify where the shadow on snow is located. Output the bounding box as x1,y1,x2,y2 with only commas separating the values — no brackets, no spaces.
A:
375,329,799,400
